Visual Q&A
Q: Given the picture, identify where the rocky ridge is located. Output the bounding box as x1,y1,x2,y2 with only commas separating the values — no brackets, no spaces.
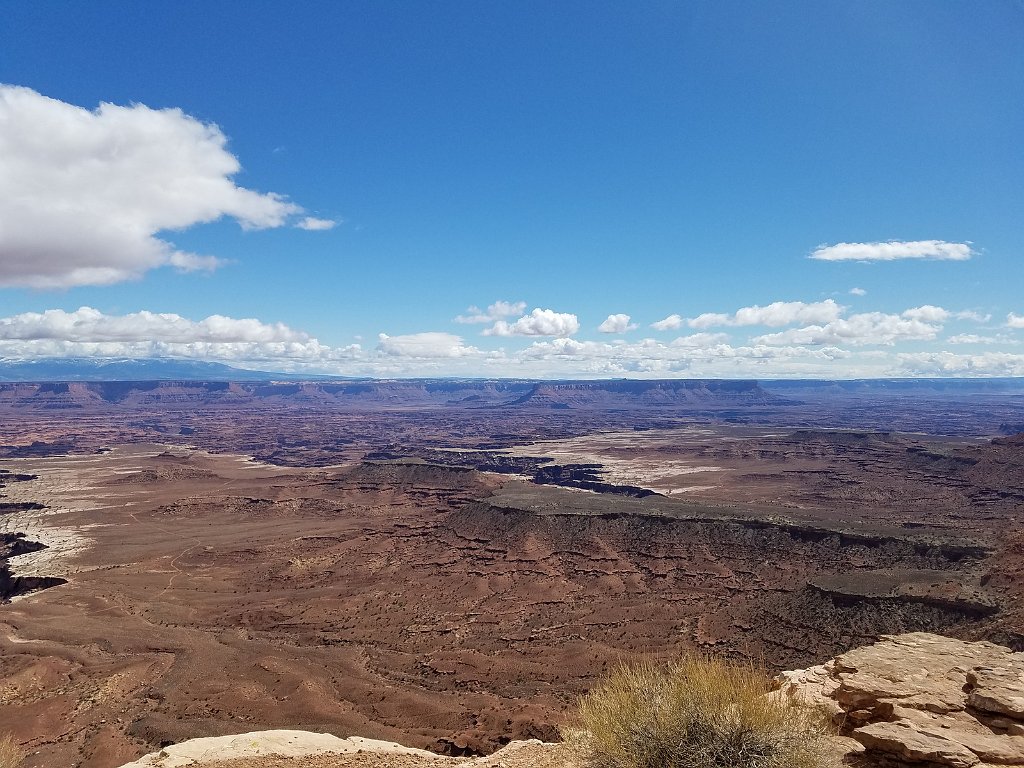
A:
774,632,1024,767
0,379,778,411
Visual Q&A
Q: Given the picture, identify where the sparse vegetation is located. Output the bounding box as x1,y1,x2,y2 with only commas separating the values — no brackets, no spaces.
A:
564,653,833,768
0,734,24,768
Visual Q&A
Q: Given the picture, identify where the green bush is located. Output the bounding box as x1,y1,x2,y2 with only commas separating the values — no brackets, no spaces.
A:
0,734,23,768
564,653,832,768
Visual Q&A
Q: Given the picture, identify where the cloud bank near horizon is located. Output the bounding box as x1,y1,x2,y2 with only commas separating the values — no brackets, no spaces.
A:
0,302,1020,379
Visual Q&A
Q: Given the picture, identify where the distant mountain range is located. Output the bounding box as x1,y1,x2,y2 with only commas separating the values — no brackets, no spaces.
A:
0,357,340,382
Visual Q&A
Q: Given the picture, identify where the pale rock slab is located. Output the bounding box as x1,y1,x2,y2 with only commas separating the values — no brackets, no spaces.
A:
774,632,1024,768
855,721,981,767
117,730,439,767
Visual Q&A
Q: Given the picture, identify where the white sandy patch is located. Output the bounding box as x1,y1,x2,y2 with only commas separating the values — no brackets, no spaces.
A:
501,428,727,491
666,485,720,494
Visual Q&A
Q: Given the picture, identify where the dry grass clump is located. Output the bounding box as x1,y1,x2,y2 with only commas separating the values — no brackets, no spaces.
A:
564,653,832,768
0,734,24,768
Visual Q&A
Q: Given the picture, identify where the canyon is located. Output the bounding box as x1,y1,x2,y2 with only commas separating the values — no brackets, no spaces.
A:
1,378,1023,767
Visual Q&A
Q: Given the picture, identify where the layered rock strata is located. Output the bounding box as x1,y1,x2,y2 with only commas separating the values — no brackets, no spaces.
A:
774,632,1024,767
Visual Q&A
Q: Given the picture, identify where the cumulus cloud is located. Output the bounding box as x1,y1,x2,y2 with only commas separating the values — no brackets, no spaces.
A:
454,301,527,324
946,334,1006,345
896,351,1024,377
688,300,843,329
517,336,857,377
651,314,683,331
753,306,948,346
0,307,307,343
955,310,991,323
296,217,337,231
670,333,730,347
901,305,950,323
0,85,320,288
6,300,1024,380
376,332,481,358
1007,313,1024,329
849,287,867,296
0,306,336,366
0,307,492,371
810,240,974,262
597,314,638,334
483,308,580,337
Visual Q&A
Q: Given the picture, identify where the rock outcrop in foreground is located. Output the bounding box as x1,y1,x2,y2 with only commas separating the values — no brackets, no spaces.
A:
117,732,568,768
117,633,1024,768
116,731,438,767
775,632,1024,767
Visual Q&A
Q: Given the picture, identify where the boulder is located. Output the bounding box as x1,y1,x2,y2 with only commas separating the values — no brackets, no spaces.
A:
774,632,1024,767
855,721,980,767
969,666,1024,720
116,730,439,767
116,734,569,768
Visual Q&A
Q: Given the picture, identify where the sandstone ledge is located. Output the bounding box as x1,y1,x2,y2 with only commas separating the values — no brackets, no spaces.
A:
774,632,1024,767
117,731,439,767
117,732,568,768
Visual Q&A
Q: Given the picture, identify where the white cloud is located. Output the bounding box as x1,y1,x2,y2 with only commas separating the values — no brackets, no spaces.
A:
5,301,1024,380
810,240,974,262
688,300,843,329
0,338,341,366
483,308,580,337
517,336,858,377
296,216,337,231
0,306,492,371
901,305,950,323
753,306,948,346
0,85,313,288
849,287,867,296
1007,313,1024,329
651,314,683,331
896,351,1024,377
0,307,334,366
947,334,1004,345
597,314,638,334
670,333,730,347
454,300,527,324
0,307,307,343
685,313,731,329
376,332,481,358
955,310,991,323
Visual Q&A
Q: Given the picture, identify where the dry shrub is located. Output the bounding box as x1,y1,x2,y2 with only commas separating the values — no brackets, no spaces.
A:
564,653,833,768
0,734,24,768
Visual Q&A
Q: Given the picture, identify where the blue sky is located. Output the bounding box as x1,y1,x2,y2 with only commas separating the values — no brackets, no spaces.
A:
1,1,1022,377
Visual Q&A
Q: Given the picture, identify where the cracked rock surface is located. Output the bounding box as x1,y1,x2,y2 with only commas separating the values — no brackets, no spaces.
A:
773,632,1024,767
